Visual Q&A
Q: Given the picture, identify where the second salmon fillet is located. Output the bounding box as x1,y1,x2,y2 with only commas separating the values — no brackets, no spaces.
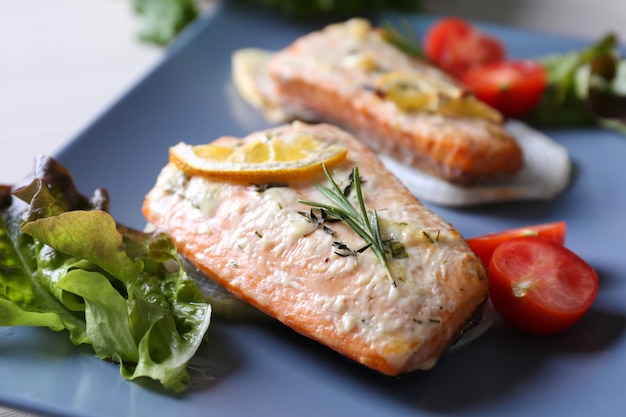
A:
143,122,489,375
233,18,524,185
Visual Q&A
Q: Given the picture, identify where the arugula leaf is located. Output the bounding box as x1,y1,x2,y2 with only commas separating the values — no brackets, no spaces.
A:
0,156,211,392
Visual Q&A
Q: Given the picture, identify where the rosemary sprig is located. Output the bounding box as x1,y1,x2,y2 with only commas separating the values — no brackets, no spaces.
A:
299,165,396,286
380,19,425,60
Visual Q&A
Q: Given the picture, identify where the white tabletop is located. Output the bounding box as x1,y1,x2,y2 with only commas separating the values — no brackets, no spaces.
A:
1,0,625,415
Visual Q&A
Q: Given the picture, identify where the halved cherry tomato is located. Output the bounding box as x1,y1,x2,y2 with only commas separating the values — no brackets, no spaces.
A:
489,236,599,335
462,60,547,118
424,18,506,79
467,221,566,267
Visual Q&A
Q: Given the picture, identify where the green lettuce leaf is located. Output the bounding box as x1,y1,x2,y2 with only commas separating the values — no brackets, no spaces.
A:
527,33,626,131
132,0,199,46
0,156,211,392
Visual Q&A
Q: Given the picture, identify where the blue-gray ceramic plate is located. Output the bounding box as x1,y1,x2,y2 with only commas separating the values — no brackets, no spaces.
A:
2,2,625,416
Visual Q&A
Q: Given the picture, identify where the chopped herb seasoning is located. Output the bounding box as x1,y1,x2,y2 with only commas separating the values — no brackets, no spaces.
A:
386,240,408,259
342,169,366,197
332,241,372,257
299,208,338,236
250,183,288,192
422,230,440,244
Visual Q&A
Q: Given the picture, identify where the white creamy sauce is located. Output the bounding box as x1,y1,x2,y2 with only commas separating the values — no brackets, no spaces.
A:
156,164,188,195
341,313,358,334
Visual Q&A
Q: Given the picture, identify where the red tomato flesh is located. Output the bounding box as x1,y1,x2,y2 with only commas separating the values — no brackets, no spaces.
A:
488,237,599,335
424,18,506,79
467,221,566,267
462,60,547,118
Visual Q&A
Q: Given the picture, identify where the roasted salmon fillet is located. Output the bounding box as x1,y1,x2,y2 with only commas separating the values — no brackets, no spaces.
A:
232,18,523,185
143,122,489,375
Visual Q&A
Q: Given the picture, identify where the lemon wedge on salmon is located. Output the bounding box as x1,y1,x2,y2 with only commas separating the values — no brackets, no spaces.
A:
169,131,348,183
375,71,503,123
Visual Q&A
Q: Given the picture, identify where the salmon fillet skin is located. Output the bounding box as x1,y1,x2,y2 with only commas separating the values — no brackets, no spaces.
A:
142,122,489,375
234,18,523,185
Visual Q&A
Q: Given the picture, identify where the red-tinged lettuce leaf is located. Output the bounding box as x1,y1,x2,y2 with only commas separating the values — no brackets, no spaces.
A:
1,175,89,344
0,155,211,392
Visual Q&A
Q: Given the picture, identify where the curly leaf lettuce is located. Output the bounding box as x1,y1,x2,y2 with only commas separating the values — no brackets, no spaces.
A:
0,156,211,392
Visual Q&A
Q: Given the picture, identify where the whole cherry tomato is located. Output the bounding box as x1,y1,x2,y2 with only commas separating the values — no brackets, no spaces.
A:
424,17,506,79
462,60,547,118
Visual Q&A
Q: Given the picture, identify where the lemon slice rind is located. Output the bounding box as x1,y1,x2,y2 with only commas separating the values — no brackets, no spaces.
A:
169,139,348,183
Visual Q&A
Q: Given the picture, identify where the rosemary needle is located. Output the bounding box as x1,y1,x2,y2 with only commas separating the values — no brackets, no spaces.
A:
299,164,396,286
380,19,425,60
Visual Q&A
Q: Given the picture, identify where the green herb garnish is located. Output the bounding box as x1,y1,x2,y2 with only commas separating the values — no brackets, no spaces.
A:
380,20,425,60
387,239,408,259
298,208,339,236
299,165,396,286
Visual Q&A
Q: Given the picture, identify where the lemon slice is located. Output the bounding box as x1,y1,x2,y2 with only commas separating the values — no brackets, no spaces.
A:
169,131,348,183
231,48,289,123
376,71,503,123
